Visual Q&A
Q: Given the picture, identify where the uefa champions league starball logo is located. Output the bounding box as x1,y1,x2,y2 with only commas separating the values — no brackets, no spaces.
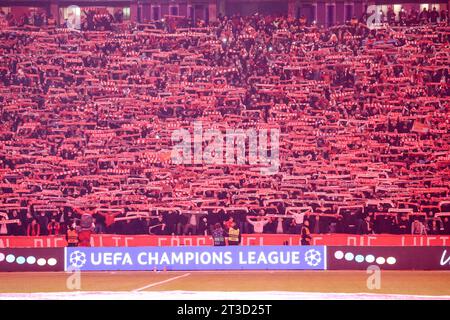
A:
304,249,322,267
69,251,87,269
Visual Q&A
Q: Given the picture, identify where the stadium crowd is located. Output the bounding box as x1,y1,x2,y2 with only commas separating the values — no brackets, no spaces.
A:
0,9,449,238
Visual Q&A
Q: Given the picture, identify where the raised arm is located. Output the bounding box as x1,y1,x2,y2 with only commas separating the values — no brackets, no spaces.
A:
261,217,271,226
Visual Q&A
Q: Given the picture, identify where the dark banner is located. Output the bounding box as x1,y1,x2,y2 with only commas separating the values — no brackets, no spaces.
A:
0,248,64,272
327,246,450,270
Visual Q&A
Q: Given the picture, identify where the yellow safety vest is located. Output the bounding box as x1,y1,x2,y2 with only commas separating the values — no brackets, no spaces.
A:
228,228,240,243
67,229,79,244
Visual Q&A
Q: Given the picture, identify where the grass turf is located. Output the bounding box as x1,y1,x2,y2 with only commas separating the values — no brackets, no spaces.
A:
0,270,449,296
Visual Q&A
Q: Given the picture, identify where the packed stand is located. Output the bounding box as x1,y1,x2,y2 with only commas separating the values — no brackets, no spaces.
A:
0,10,449,237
